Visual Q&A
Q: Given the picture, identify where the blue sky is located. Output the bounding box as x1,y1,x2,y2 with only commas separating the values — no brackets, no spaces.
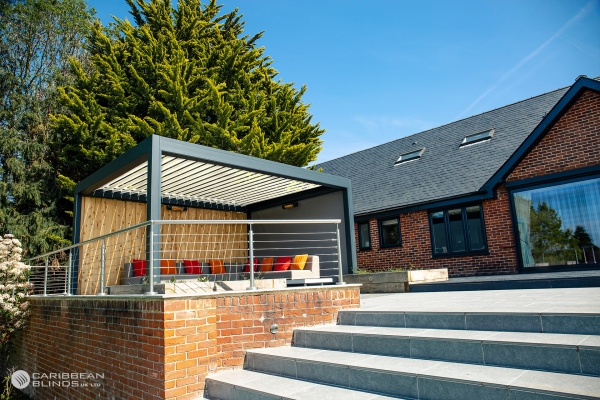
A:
88,0,600,164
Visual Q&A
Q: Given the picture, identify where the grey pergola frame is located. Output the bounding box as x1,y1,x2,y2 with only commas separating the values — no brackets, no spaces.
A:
72,135,357,291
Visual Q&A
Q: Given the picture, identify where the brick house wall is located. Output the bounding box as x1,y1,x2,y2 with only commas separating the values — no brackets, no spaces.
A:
355,184,517,277
508,89,600,182
355,89,600,277
13,287,359,400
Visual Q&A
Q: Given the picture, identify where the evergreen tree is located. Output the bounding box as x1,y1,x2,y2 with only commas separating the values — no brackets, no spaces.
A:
0,0,94,256
53,0,324,199
529,202,574,263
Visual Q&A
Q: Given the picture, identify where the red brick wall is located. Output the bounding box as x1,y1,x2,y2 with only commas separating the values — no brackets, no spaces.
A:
355,185,518,277
508,89,600,181
14,287,359,400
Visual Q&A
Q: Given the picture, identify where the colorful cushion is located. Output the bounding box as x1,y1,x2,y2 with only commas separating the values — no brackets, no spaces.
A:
260,257,274,272
244,258,259,273
132,259,146,277
183,259,201,274
209,259,226,274
273,256,292,271
291,254,309,270
160,259,177,275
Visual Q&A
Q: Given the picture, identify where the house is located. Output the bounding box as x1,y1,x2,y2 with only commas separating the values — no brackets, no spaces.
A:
318,76,600,277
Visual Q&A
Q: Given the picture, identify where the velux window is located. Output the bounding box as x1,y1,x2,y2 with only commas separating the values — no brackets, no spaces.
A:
395,148,424,165
429,205,487,256
461,129,494,147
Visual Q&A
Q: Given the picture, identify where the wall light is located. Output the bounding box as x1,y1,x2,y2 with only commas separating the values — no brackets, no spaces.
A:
282,202,298,210
166,205,188,212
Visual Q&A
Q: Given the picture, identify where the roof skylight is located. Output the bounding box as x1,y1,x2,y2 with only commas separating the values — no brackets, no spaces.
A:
461,129,494,147
395,148,425,165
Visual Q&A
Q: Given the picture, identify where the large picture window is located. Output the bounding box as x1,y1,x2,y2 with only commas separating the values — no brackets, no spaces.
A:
378,218,401,248
512,176,600,268
357,222,371,250
429,205,487,256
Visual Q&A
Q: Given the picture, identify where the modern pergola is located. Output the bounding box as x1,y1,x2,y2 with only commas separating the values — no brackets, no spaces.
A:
73,135,356,284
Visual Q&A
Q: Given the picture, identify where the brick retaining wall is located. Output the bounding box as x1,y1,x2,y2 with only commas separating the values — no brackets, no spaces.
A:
13,286,359,400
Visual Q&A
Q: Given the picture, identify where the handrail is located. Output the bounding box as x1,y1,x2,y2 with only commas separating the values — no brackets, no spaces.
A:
28,219,342,261
27,218,346,296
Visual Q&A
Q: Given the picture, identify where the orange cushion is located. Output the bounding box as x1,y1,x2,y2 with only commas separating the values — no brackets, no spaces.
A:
273,256,292,271
160,259,177,275
291,254,308,270
260,257,274,272
209,259,225,274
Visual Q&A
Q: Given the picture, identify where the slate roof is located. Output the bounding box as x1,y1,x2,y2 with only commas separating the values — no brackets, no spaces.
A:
318,86,570,216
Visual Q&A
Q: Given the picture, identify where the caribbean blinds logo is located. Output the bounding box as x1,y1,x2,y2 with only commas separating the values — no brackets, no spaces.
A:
11,370,31,389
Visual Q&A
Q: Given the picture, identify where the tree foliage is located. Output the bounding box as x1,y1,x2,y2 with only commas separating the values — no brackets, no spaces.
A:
53,0,324,195
0,0,95,256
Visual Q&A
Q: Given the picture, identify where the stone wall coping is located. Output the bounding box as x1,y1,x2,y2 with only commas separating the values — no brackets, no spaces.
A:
27,283,362,301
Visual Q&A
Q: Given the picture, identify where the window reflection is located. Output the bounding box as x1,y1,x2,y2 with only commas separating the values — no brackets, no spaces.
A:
513,177,600,267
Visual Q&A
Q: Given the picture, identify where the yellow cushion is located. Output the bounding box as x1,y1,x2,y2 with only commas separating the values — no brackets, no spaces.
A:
291,254,308,270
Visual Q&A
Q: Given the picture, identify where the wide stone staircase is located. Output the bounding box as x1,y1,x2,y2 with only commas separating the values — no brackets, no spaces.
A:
205,291,600,399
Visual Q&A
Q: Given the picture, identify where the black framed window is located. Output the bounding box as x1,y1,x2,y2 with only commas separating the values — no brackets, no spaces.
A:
357,222,371,250
379,217,401,247
429,205,487,256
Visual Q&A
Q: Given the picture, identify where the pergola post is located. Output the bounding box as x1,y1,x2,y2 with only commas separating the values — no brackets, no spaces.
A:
146,136,162,295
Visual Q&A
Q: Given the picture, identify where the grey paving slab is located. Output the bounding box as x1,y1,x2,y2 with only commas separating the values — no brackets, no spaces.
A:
250,353,297,378
359,288,600,315
510,370,600,398
404,312,466,330
296,359,349,387
483,343,581,374
542,314,600,335
354,354,441,375
579,349,600,377
418,377,510,400
486,331,591,346
580,336,600,348
349,368,418,399
508,389,576,400
295,324,372,333
410,338,484,364
354,312,406,327
299,330,354,352
351,333,411,357
466,313,542,332
286,383,400,400
420,360,526,386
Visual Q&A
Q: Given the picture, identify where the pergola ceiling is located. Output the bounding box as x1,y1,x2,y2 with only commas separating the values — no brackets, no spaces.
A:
95,156,321,208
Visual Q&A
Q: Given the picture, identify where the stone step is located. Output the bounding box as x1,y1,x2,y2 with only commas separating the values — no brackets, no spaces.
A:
293,324,600,376
245,346,600,399
337,309,600,335
204,369,401,399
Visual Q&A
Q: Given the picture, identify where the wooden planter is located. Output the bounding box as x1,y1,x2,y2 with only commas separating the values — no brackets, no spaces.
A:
343,268,448,293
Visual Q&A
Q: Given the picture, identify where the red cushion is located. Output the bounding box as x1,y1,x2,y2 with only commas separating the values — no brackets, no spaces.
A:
244,258,259,273
183,259,201,274
132,259,146,277
273,256,292,271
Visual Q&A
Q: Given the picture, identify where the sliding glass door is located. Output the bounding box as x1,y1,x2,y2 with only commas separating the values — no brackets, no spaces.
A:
511,176,600,268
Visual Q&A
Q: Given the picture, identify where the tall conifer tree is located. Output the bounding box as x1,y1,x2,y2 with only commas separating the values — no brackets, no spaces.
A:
53,0,325,199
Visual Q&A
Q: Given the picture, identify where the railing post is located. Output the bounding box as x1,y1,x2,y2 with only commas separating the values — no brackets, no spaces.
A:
146,223,156,295
248,223,257,290
97,239,107,296
336,224,346,285
64,251,72,295
43,256,49,296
